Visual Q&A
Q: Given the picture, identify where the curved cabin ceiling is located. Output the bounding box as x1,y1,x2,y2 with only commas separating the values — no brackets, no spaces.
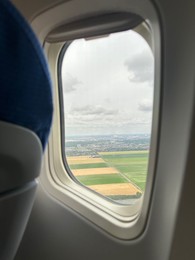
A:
11,0,69,21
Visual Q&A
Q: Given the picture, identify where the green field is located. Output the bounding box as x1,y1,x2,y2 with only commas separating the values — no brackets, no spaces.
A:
99,151,148,191
77,173,128,186
69,162,108,169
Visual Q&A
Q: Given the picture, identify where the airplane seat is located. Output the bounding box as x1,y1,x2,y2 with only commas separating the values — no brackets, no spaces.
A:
0,0,53,259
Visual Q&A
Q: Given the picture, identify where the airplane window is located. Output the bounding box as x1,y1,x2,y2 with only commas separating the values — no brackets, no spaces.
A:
60,29,154,205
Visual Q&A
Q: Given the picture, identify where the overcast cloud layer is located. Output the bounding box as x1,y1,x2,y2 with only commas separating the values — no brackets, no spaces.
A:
62,30,154,136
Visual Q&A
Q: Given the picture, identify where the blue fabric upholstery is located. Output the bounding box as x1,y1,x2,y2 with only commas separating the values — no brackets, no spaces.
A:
0,0,53,150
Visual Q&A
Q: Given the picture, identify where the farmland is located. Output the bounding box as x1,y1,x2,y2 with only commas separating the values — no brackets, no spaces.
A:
67,150,148,204
65,134,150,204
99,151,148,191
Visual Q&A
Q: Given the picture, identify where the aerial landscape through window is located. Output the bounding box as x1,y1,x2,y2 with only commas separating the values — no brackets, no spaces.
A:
61,29,154,205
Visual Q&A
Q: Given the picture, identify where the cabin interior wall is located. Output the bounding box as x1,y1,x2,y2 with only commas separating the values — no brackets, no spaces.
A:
11,0,195,259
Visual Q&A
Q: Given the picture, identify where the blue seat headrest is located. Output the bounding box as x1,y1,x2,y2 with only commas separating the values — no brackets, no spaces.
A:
0,0,53,150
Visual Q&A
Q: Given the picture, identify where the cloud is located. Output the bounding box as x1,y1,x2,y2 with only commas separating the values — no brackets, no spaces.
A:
62,73,81,93
66,104,152,127
138,99,153,112
65,105,120,128
71,105,118,116
124,50,154,83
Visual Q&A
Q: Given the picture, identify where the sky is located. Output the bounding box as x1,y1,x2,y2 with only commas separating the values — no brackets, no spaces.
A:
61,29,154,136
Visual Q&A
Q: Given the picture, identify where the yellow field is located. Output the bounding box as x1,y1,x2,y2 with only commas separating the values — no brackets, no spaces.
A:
67,156,105,164
88,183,140,195
72,167,119,176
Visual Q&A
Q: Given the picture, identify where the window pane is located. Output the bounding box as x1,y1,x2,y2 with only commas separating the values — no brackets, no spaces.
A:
61,29,154,205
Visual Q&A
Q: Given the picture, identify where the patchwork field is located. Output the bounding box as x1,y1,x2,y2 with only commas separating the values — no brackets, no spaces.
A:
99,151,148,191
88,183,140,196
67,156,105,164
66,151,149,203
72,167,119,176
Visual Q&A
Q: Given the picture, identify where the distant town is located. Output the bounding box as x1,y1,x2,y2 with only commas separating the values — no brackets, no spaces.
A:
65,134,150,156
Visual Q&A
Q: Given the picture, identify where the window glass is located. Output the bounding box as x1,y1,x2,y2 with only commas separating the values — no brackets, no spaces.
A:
61,29,154,205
